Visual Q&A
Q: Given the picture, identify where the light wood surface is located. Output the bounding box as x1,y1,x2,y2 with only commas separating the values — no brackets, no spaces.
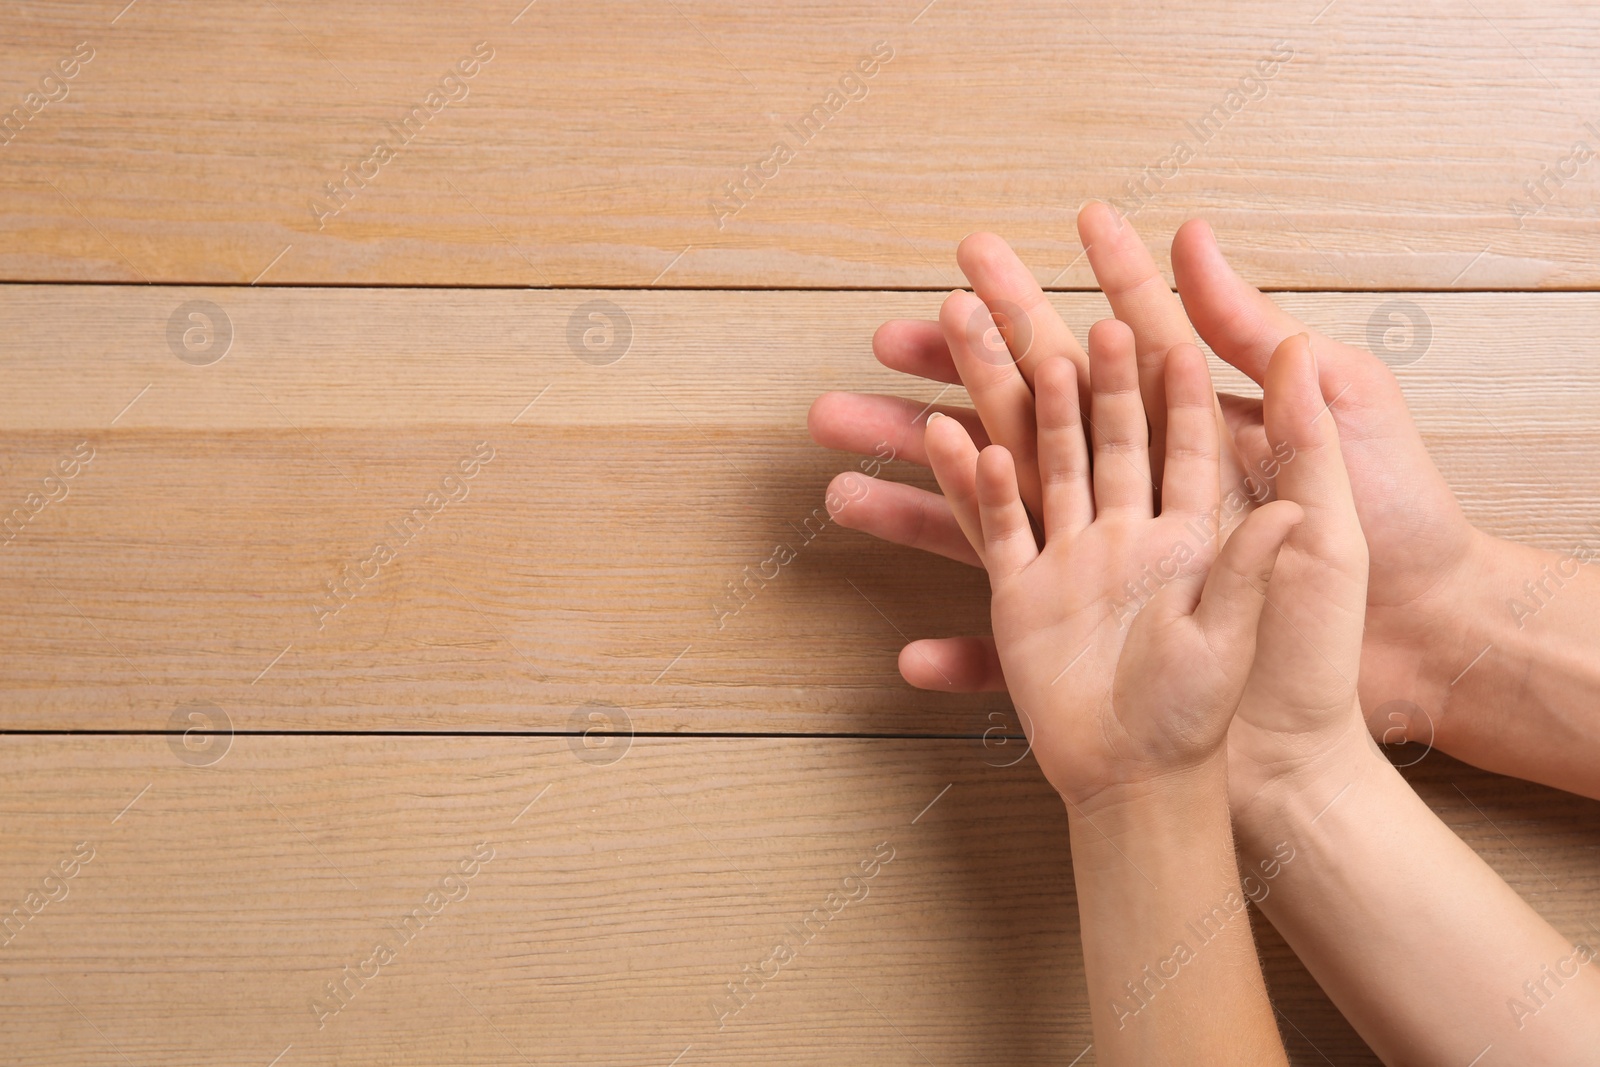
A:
0,735,1594,1066
5,5,1600,1063
3,1,1599,287
1,287,1597,733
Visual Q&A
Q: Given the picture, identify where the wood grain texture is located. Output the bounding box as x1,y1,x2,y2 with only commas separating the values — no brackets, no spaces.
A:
2,287,1597,732
0,735,1594,1066
2,1,1599,287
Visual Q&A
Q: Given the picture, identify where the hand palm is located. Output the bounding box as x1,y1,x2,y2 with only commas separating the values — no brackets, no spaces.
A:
992,516,1238,801
923,325,1300,807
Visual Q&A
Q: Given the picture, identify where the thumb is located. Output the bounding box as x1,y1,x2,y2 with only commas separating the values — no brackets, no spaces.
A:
1172,218,1322,385
1191,499,1302,651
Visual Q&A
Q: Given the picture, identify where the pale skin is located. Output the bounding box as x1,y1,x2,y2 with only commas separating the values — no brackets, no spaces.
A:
924,318,1297,1066
1225,338,1600,1065
809,209,1600,1061
807,203,1600,802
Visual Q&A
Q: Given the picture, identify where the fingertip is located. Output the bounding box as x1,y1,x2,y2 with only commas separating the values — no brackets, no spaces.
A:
922,407,959,448
975,444,1018,500
1162,341,1212,398
1256,497,1305,536
870,318,901,358
1087,319,1137,389
1173,217,1217,258
1034,357,1084,438
824,471,870,522
897,642,937,689
977,441,1015,467
923,410,977,478
807,391,845,443
1087,316,1135,354
1036,354,1079,401
955,231,1012,276
898,641,951,691
938,288,981,331
1264,333,1322,424
1172,218,1233,287
1076,198,1123,241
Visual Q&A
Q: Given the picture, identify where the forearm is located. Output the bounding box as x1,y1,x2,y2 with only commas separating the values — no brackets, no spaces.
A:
1410,529,1600,799
1235,731,1600,1065
1068,758,1285,1067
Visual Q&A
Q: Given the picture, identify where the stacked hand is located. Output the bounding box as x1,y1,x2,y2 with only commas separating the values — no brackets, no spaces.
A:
809,204,1479,751
921,319,1306,808
809,207,1600,1063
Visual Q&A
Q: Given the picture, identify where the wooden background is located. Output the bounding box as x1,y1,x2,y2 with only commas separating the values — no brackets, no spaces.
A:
3,2,1599,1063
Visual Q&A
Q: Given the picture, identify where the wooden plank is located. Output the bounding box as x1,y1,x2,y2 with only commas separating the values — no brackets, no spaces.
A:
2,1,1599,287
2,287,1598,732
0,735,1594,1065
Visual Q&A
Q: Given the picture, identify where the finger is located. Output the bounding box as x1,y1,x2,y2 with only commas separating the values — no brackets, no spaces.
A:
1218,392,1276,500
824,472,982,568
1173,218,1349,384
975,446,1039,579
1035,356,1094,540
940,290,1045,517
1157,343,1222,522
1218,392,1266,450
1191,499,1302,645
956,232,1090,393
874,319,963,385
1078,201,1194,476
808,391,990,467
1087,318,1153,516
1263,335,1361,556
898,636,1008,692
923,412,985,559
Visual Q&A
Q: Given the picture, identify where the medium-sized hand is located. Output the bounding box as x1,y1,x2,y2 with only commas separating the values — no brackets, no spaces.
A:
1215,334,1371,808
1170,221,1478,737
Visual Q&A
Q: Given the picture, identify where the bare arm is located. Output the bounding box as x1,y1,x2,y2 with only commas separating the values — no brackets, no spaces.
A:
1236,729,1600,1064
1073,761,1285,1066
921,329,1296,1065
1404,533,1600,799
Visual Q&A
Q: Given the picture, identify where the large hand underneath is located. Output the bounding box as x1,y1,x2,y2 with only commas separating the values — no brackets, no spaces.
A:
811,209,1600,798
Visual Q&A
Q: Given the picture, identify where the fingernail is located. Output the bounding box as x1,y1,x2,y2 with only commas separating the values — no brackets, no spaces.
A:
1299,332,1317,371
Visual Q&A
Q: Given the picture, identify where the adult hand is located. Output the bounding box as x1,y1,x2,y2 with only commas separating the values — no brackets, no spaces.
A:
811,210,1484,744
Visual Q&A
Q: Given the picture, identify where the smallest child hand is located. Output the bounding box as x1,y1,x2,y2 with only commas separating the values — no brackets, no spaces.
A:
924,318,1302,810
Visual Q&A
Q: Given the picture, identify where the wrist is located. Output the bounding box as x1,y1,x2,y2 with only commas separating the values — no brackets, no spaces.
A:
1406,527,1600,795
1229,720,1385,851
1064,753,1234,870
1361,526,1512,746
